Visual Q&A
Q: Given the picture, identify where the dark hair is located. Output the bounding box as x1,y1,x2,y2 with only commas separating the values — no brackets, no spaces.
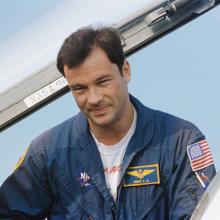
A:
57,26,125,76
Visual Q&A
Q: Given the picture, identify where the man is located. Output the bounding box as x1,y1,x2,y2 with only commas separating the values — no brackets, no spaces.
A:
0,26,216,219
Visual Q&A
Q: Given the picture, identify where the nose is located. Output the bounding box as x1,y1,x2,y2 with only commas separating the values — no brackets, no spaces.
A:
87,88,103,105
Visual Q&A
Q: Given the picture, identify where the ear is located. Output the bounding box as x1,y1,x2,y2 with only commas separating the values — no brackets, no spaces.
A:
122,59,131,83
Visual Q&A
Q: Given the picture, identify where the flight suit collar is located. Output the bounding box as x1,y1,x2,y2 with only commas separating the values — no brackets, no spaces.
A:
74,94,154,150
73,95,155,208
73,112,115,208
120,95,155,184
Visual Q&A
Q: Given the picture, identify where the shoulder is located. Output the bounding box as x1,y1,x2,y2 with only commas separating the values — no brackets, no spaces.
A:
29,113,81,155
131,95,204,145
156,109,201,134
138,100,204,148
136,96,199,133
152,109,205,153
153,109,197,131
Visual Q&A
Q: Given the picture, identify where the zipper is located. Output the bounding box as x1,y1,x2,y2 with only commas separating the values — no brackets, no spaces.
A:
187,187,197,201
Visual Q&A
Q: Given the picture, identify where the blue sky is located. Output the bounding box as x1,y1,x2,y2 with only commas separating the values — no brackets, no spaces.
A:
0,1,220,185
0,0,149,92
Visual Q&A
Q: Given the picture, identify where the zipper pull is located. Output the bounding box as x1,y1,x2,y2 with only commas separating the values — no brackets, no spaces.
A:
187,187,197,201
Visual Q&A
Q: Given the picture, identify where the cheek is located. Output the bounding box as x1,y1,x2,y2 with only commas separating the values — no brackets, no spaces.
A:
111,82,127,98
72,93,86,109
108,80,124,93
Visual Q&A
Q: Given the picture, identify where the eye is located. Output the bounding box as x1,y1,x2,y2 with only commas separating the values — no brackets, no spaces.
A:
98,79,111,86
70,85,87,93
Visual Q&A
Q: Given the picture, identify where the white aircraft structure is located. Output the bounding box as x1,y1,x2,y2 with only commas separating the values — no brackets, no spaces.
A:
1,0,219,132
0,1,219,219
191,170,220,219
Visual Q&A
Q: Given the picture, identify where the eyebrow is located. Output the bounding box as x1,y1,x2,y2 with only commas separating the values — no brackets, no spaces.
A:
69,84,86,90
95,74,112,82
69,74,112,90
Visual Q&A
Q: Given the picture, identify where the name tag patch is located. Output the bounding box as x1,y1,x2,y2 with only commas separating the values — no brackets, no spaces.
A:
124,164,160,187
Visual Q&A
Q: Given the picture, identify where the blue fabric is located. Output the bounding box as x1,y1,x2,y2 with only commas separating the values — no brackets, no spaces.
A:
0,95,216,220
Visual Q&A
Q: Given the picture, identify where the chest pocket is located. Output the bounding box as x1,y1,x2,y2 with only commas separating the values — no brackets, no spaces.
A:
54,172,100,220
119,171,169,220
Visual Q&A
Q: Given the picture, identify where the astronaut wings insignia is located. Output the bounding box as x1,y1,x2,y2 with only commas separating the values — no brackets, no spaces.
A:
127,169,155,179
124,164,160,187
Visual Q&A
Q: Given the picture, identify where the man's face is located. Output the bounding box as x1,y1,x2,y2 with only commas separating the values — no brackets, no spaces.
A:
64,47,131,129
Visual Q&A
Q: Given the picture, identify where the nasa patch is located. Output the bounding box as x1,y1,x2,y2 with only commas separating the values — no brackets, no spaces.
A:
77,167,95,188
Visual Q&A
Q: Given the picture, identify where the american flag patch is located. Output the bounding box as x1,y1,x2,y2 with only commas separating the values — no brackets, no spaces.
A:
187,140,214,171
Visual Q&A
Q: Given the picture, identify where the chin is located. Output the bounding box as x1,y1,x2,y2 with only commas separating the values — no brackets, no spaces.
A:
90,116,115,127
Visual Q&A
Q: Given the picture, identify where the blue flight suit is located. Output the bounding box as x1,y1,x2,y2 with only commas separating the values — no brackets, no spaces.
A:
0,95,216,219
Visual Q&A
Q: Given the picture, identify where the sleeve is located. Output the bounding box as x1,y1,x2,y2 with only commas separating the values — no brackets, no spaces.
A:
0,144,54,220
169,124,216,220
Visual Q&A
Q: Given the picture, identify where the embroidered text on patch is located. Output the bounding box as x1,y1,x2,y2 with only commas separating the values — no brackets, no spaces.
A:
187,140,214,171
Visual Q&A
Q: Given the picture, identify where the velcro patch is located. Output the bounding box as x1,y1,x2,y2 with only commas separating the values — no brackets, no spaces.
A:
187,140,214,172
14,146,29,170
124,164,160,187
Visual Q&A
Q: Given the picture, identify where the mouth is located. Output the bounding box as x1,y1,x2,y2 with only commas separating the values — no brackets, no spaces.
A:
90,106,109,114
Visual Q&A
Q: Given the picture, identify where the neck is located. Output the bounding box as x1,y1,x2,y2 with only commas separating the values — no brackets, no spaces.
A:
90,102,134,146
